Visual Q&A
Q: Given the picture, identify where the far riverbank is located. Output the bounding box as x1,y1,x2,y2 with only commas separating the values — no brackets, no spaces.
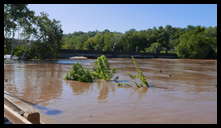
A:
58,49,178,59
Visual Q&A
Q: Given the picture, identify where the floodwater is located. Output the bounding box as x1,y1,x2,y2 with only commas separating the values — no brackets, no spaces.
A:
4,58,217,124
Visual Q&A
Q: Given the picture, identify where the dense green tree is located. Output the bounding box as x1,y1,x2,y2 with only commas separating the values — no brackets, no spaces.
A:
4,4,36,38
4,4,36,54
176,26,216,59
118,29,140,53
33,12,63,58
83,36,96,50
204,26,217,55
145,42,162,54
4,4,63,59
62,31,98,50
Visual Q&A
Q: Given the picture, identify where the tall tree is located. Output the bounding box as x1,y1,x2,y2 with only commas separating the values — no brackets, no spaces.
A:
176,26,216,59
4,4,36,54
4,4,63,59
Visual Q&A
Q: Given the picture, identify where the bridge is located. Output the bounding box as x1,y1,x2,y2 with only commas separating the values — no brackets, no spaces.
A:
58,49,178,59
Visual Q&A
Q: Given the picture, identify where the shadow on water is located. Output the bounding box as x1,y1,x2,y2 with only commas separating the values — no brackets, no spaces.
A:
4,118,12,124
33,104,62,115
4,92,62,116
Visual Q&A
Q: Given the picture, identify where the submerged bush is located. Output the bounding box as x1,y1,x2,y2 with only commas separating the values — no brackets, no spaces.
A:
65,55,149,87
127,57,149,88
65,55,116,82
92,55,116,80
65,63,94,82
114,57,149,88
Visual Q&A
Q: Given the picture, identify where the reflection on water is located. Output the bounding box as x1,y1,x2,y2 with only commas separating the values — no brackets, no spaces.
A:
4,64,63,104
4,58,217,124
65,79,148,102
66,80,92,96
96,80,113,102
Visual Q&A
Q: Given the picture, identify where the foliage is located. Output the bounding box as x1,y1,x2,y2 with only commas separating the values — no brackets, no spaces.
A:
4,4,36,56
145,42,162,54
26,42,57,59
92,55,116,80
34,12,63,58
65,56,148,87
65,55,116,82
4,4,63,59
176,26,216,59
65,63,94,82
61,32,92,49
4,4,36,39
127,57,149,88
13,45,30,58
4,38,11,54
61,25,216,59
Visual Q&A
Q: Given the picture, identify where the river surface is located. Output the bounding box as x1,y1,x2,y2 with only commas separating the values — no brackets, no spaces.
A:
4,58,217,124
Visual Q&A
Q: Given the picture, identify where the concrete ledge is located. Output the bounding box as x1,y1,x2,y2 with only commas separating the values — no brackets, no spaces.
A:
4,104,32,124
4,91,42,124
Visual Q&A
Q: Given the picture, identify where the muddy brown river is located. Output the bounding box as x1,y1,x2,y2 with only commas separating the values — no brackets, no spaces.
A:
4,58,217,124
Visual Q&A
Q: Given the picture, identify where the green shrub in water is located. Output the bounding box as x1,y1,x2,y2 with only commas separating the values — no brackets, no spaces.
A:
92,55,116,80
65,55,148,87
127,57,149,88
65,63,94,82
65,55,116,82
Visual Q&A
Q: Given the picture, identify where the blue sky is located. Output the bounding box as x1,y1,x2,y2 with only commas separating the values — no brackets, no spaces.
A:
28,4,217,34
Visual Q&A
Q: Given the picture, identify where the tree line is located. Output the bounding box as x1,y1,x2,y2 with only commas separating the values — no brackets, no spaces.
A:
62,25,216,59
4,4,217,59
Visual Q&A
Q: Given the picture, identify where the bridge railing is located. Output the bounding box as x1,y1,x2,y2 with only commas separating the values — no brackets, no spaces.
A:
4,92,43,124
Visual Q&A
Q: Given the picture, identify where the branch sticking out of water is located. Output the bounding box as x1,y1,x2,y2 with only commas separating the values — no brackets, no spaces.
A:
129,56,149,88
